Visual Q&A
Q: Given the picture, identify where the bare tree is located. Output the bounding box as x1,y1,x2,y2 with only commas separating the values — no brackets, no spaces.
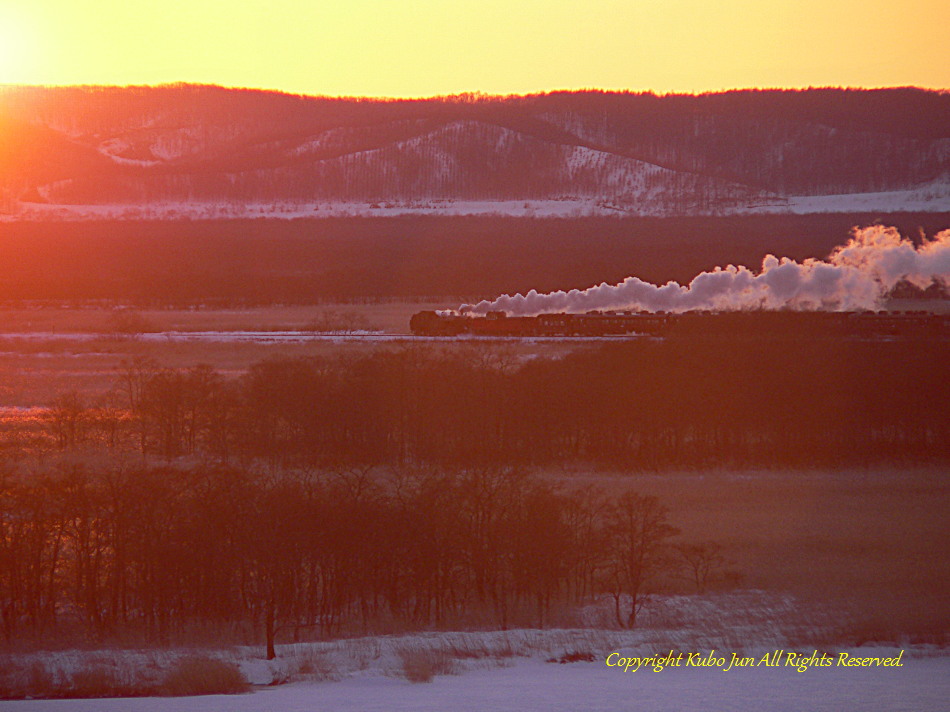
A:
48,392,87,449
674,541,727,594
601,492,678,628
116,356,160,414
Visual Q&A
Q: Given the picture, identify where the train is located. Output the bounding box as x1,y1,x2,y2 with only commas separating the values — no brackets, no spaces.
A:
409,308,950,339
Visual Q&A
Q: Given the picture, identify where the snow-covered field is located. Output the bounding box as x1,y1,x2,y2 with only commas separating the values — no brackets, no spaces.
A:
4,650,946,712
3,592,947,711
0,330,653,344
1,199,614,221
742,184,950,215
0,330,391,344
3,184,948,222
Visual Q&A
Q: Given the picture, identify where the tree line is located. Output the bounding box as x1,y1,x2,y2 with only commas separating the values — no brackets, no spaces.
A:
0,462,726,654
24,335,950,469
3,332,944,650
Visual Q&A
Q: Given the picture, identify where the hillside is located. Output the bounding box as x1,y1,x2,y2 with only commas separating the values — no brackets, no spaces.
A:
1,86,948,218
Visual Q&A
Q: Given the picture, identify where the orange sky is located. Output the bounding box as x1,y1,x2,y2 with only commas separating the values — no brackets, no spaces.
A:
0,0,947,97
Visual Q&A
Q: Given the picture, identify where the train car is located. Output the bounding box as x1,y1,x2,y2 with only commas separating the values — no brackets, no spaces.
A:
409,309,672,336
409,309,950,339
408,310,468,335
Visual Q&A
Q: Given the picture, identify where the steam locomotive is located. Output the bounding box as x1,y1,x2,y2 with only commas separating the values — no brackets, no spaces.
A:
409,309,950,339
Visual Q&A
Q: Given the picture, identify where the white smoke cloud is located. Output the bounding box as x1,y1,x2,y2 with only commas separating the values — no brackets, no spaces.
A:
463,225,950,315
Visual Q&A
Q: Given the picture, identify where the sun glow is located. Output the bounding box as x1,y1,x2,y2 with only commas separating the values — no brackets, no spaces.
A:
0,7,35,84
0,0,947,96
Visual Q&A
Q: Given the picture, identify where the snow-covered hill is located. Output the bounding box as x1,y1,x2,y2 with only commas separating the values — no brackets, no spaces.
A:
1,85,948,219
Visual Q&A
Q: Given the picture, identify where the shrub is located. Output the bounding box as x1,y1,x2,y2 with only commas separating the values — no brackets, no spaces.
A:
161,657,249,696
396,648,458,683
69,665,122,697
294,652,341,682
26,662,55,697
547,651,595,664
0,660,58,699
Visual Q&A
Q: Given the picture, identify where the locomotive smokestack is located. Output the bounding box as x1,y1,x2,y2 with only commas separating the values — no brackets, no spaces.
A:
461,226,950,316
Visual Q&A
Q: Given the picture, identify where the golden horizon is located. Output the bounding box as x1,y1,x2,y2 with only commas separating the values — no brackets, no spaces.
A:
1,1,948,97
1,81,946,102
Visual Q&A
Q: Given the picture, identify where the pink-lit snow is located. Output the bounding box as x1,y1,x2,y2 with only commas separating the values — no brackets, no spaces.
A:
3,654,946,712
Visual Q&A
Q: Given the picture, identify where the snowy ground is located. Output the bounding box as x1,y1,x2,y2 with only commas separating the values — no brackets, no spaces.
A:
740,184,950,215
0,330,653,344
2,593,947,709
1,199,614,221
2,186,948,222
3,653,947,712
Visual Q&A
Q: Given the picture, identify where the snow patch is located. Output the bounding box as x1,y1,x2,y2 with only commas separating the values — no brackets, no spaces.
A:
97,138,160,167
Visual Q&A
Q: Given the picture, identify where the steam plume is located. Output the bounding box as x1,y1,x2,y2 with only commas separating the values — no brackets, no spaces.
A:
463,226,950,315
